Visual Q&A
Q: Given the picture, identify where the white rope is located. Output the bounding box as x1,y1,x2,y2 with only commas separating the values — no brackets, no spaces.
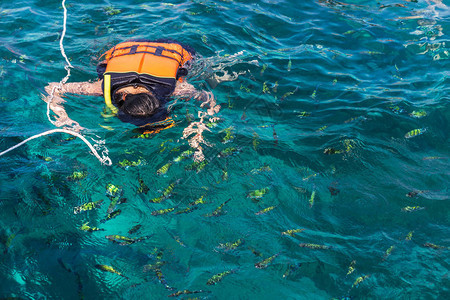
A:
60,0,73,70
46,0,73,126
0,0,112,165
38,0,111,165
0,129,112,166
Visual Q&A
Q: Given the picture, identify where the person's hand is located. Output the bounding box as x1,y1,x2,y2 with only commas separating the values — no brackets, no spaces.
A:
40,91,84,131
199,91,220,116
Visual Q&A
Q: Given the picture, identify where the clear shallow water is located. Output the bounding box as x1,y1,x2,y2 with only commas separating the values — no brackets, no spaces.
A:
0,0,449,299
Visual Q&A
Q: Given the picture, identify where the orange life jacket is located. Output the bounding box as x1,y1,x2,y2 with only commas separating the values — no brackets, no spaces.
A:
98,41,193,113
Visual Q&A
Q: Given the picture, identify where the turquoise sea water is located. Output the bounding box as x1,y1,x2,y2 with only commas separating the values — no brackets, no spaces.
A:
0,0,449,299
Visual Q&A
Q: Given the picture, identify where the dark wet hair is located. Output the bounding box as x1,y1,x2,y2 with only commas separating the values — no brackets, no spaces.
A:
114,92,160,117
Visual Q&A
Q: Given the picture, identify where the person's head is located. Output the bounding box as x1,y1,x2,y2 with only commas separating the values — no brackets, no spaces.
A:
113,86,160,117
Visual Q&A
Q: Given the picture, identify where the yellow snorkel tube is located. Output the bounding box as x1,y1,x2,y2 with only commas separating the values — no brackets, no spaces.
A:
103,74,118,115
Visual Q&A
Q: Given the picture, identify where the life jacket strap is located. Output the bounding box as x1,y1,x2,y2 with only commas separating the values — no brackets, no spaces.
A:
106,45,184,66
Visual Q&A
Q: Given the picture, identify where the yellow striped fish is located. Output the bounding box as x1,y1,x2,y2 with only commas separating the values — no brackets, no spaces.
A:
95,264,128,279
309,190,316,208
405,231,413,241
401,206,425,212
255,205,277,215
346,260,356,276
352,274,370,288
405,128,426,139
281,228,305,237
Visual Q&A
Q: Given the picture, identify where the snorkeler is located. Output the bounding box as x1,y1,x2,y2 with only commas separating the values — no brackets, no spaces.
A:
43,39,219,134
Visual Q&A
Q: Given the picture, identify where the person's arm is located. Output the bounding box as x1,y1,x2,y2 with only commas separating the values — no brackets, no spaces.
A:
43,80,103,128
172,81,220,116
174,81,221,162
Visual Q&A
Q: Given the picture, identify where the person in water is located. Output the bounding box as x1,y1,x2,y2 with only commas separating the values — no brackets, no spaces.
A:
44,39,219,134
